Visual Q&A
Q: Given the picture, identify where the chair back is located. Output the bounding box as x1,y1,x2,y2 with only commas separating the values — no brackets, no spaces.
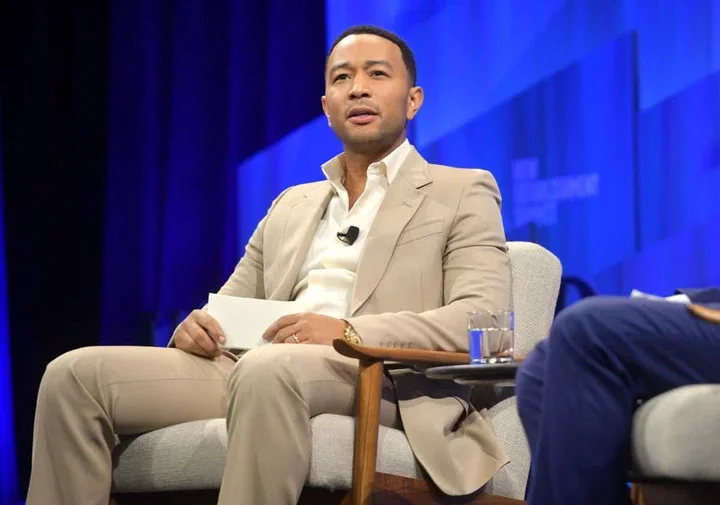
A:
479,242,561,499
507,241,562,357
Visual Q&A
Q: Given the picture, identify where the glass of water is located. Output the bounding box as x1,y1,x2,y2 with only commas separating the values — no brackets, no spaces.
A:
468,309,515,364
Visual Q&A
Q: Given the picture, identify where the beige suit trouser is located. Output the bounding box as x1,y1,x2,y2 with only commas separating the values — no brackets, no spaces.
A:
26,343,400,505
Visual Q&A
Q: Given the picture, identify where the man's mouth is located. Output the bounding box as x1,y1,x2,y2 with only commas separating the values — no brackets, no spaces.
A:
347,107,378,125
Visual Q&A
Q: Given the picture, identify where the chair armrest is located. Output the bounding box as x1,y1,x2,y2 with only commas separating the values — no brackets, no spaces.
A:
334,339,471,503
336,339,527,503
332,339,470,365
689,303,720,324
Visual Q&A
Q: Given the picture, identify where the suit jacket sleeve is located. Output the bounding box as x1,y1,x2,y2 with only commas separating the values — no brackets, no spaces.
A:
215,187,290,299
346,171,510,351
167,188,289,347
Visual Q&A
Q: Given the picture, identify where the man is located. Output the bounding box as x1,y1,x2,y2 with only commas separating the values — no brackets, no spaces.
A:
27,25,510,505
516,294,720,505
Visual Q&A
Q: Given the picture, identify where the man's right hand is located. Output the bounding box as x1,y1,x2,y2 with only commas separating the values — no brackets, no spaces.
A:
172,309,227,359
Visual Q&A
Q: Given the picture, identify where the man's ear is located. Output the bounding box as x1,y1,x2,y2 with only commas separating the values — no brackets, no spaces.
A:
406,86,424,120
321,96,331,126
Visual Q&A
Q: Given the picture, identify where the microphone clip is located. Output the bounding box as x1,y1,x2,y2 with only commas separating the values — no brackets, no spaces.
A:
337,225,360,245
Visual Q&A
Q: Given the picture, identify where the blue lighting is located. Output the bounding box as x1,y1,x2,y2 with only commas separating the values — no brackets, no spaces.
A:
0,101,19,504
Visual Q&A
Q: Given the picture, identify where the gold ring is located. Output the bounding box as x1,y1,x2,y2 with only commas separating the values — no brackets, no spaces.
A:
292,334,300,344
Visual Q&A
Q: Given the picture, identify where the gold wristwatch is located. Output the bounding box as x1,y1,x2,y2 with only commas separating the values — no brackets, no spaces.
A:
343,323,361,344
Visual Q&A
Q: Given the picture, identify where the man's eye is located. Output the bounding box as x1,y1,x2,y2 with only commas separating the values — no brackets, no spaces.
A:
334,74,350,82
370,70,388,77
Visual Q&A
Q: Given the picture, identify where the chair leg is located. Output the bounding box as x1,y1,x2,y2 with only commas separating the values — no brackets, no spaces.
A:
371,473,524,504
630,484,643,505
351,358,384,505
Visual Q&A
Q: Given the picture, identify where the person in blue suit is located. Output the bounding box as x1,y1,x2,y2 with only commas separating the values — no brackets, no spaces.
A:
515,290,720,505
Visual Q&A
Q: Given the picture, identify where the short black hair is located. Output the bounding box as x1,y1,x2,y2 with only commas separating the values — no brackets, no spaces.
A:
327,25,417,86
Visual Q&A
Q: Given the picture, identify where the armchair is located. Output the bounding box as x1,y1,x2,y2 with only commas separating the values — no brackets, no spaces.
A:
109,241,562,505
630,303,720,505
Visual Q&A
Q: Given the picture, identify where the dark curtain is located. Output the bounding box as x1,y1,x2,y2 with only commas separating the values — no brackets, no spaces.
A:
101,0,327,346
0,0,112,497
1,0,326,498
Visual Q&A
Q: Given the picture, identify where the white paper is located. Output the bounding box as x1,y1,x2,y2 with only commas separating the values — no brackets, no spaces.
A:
630,289,691,304
206,294,303,350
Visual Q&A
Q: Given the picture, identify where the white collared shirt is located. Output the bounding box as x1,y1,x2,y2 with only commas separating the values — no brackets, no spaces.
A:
291,139,412,318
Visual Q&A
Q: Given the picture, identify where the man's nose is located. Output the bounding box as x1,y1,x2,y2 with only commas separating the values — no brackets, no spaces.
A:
348,75,371,99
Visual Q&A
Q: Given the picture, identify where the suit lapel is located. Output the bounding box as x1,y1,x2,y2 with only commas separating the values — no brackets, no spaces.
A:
350,148,432,315
271,184,333,300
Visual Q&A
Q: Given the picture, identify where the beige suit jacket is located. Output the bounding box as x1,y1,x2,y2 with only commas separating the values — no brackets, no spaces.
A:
217,147,511,495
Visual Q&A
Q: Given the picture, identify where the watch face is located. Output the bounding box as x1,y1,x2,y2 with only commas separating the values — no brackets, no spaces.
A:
344,327,359,344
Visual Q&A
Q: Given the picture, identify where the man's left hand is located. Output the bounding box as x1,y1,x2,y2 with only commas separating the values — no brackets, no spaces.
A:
262,313,347,345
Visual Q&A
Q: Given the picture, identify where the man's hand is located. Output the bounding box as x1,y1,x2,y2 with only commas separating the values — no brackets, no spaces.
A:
173,309,226,359
262,313,347,345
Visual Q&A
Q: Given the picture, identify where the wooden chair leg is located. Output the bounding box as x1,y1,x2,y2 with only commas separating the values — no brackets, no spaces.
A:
372,473,524,504
352,358,384,505
631,484,644,505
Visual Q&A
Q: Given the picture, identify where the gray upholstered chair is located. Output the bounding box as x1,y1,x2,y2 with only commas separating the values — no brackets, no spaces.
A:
109,241,562,505
630,304,720,505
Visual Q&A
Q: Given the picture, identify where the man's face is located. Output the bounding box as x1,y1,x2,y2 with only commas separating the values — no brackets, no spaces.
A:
322,34,423,153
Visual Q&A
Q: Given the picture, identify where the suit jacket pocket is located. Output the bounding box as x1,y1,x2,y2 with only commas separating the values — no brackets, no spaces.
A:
396,219,444,246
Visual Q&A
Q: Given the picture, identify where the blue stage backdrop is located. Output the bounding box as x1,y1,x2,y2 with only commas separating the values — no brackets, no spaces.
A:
101,0,326,345
0,101,19,505
237,0,720,306
97,0,720,343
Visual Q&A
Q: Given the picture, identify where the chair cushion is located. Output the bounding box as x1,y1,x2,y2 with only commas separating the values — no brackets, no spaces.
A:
112,398,526,496
112,418,227,492
112,413,421,493
632,384,720,481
